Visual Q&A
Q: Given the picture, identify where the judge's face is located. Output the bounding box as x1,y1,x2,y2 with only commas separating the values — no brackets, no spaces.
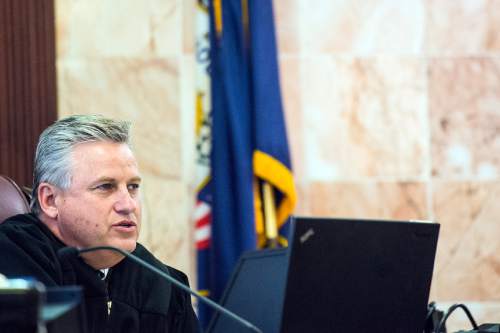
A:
55,141,142,256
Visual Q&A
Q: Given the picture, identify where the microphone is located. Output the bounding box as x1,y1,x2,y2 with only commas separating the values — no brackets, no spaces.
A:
57,246,263,333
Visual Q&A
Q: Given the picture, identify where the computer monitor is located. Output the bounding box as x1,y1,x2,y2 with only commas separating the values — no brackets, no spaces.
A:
0,280,42,332
280,217,440,333
0,282,87,333
207,248,288,333
44,286,87,333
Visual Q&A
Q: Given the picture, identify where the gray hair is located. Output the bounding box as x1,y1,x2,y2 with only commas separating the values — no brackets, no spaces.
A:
31,115,131,215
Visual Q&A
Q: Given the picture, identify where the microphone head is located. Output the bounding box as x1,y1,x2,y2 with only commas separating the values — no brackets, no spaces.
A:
57,247,80,261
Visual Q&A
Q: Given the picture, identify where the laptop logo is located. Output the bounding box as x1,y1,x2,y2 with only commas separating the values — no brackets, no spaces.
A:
300,228,315,243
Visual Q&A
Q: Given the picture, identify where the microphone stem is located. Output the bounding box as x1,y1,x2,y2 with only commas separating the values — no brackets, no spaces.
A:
79,246,262,333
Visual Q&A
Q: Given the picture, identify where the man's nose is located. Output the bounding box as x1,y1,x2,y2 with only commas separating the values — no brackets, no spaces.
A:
113,187,138,214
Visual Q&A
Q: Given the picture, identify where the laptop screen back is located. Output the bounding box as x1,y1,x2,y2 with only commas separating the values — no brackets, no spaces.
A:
280,217,439,333
207,249,288,333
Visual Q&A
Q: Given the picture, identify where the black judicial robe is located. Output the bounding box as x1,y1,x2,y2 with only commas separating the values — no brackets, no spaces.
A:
0,213,201,333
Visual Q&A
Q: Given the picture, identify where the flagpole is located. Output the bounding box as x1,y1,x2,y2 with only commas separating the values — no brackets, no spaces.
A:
262,181,279,248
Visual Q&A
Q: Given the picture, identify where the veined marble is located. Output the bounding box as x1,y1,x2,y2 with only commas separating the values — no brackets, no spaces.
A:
430,58,500,179
297,0,425,55
301,56,427,181
308,181,428,220
426,0,500,54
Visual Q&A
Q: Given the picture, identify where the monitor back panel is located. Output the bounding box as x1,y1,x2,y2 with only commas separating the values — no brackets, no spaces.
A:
280,217,440,333
208,248,288,333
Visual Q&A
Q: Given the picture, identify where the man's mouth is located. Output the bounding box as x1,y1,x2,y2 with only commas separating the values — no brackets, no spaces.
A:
112,221,136,229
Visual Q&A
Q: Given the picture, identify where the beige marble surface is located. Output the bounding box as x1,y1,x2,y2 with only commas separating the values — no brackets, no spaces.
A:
57,58,182,178
429,58,500,179
182,0,195,54
432,181,500,300
301,56,427,180
426,0,500,54
139,176,192,275
308,181,428,220
297,0,425,54
180,55,197,184
56,0,181,58
279,56,304,180
273,0,300,54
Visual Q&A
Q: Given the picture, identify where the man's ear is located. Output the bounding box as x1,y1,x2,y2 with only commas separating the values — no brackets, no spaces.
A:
38,182,60,219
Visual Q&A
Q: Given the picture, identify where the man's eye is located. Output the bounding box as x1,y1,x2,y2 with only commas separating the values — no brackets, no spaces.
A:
97,183,114,191
128,183,140,192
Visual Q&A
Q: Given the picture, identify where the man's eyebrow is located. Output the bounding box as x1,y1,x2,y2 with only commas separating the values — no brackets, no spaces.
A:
129,177,142,183
91,177,116,185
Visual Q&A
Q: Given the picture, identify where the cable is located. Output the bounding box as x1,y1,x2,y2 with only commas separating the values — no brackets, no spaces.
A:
435,303,478,333
426,302,437,323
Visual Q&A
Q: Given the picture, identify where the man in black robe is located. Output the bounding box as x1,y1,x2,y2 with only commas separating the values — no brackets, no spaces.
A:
0,115,201,333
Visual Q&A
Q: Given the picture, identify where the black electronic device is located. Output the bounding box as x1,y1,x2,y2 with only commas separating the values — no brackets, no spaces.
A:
0,278,43,332
280,217,440,333
207,248,288,333
0,279,86,333
44,286,88,333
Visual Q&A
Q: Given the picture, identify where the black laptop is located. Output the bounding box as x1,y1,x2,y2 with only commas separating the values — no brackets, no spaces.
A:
208,216,440,333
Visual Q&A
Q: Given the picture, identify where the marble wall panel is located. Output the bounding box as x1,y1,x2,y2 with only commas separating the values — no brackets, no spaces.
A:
56,0,181,58
57,58,181,179
182,0,195,54
308,181,428,220
152,0,182,57
139,175,192,275
180,55,197,184
432,181,500,300
279,56,304,181
302,56,427,181
180,54,197,276
293,183,310,216
429,58,500,179
297,0,424,55
273,0,300,54
425,0,500,54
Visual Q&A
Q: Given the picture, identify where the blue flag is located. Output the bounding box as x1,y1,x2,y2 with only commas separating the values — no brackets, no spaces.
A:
195,0,296,327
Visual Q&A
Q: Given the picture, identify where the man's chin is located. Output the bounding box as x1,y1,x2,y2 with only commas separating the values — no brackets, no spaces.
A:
111,239,137,253
78,238,137,267
81,249,125,269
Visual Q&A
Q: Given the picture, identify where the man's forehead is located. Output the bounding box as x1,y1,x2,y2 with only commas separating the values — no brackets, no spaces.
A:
68,141,140,179
71,140,133,155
